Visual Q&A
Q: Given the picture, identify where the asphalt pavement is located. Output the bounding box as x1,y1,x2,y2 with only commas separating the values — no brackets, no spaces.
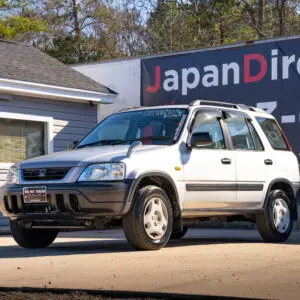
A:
1,229,300,300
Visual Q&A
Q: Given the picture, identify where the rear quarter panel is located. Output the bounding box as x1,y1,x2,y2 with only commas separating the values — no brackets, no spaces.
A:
272,151,300,184
251,112,300,202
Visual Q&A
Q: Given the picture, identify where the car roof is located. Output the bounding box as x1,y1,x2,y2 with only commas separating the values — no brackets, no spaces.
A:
118,105,189,112
119,104,272,119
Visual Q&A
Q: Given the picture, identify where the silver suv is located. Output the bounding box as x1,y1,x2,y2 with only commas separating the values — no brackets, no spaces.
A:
1,100,299,250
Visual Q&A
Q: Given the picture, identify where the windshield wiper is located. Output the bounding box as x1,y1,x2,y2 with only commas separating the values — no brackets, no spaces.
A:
77,139,124,149
113,136,173,145
77,136,173,148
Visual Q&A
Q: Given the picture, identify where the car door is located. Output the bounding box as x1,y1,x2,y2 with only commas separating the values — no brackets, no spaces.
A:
182,108,237,212
223,111,273,208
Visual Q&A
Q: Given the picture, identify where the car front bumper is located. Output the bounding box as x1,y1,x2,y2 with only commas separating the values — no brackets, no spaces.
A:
0,180,135,219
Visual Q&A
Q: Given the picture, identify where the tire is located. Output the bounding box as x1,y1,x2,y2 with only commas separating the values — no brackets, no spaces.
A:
10,220,58,249
256,189,293,243
170,226,188,240
123,185,173,250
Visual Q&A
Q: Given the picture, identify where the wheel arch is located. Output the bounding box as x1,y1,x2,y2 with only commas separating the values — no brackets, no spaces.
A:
126,172,183,231
266,178,297,221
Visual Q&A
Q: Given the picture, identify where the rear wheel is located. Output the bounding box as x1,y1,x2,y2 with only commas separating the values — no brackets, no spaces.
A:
256,189,293,243
10,220,58,249
170,226,188,240
123,185,173,250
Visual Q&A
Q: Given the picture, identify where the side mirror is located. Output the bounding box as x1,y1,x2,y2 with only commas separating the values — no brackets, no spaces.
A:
190,132,213,149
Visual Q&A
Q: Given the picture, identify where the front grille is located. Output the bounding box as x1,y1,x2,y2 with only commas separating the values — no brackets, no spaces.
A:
22,168,70,181
3,193,82,214
69,194,80,212
56,194,66,212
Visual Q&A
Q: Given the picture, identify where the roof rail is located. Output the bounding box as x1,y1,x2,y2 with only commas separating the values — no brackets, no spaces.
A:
189,100,266,113
190,100,241,108
119,106,143,112
236,104,256,112
252,107,267,113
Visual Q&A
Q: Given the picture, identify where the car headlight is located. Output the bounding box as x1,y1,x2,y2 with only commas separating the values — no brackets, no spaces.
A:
78,163,125,181
6,165,20,184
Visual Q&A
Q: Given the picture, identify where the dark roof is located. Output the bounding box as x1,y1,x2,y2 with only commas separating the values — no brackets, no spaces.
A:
0,40,116,95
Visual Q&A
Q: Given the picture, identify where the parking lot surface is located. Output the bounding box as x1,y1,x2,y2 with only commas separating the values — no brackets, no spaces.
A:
1,229,300,299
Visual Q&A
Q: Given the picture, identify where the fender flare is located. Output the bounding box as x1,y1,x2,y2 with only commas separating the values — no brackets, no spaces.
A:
265,178,297,220
123,171,183,230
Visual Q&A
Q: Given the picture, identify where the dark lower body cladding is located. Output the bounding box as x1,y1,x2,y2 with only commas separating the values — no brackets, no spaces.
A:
0,180,134,229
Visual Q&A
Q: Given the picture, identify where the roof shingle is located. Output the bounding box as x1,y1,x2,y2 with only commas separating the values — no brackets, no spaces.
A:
0,40,116,95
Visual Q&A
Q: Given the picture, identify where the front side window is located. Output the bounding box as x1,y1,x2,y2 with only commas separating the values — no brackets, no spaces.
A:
0,119,45,163
77,108,188,148
225,116,255,150
256,117,289,151
191,111,225,149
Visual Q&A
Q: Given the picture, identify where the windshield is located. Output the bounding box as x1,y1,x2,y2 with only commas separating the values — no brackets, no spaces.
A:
77,108,188,148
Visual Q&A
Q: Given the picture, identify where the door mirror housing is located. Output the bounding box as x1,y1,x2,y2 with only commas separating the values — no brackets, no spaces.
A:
190,132,213,149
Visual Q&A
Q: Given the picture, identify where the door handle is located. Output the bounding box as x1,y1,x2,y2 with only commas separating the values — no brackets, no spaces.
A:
221,158,231,164
264,159,273,165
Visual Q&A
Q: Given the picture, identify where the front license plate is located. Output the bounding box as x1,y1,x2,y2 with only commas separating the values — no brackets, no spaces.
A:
23,187,47,204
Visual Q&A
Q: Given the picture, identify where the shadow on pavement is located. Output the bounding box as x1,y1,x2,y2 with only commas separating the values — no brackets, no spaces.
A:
0,229,299,259
0,236,262,259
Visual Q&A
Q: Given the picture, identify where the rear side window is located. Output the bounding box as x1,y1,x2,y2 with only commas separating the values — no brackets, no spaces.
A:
247,121,264,151
225,117,255,150
256,117,290,151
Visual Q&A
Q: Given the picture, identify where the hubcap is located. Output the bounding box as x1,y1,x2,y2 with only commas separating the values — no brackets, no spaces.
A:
143,197,168,240
272,198,290,234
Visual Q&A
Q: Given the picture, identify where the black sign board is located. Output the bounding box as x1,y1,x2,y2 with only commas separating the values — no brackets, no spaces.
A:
141,36,300,154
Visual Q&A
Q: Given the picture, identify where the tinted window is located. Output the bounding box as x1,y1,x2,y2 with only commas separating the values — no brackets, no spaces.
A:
225,117,255,150
248,121,264,151
77,108,188,148
256,117,289,151
97,120,130,141
191,111,225,149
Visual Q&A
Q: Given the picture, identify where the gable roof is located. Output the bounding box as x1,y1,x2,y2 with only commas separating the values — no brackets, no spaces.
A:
0,40,116,95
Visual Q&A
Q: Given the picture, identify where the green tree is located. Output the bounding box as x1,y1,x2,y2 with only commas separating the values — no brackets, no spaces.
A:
0,0,299,63
0,0,47,40
147,0,300,54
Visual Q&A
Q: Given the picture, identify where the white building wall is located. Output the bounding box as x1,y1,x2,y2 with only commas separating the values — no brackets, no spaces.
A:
74,58,141,120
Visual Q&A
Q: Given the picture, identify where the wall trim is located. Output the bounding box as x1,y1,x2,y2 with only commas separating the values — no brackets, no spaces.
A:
0,78,116,104
0,163,12,170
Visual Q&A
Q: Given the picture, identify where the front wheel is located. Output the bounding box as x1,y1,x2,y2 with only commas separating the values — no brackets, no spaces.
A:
10,220,58,249
123,185,173,250
256,189,293,243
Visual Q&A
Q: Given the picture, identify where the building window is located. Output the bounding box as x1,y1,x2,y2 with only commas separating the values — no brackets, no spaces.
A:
0,119,45,163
